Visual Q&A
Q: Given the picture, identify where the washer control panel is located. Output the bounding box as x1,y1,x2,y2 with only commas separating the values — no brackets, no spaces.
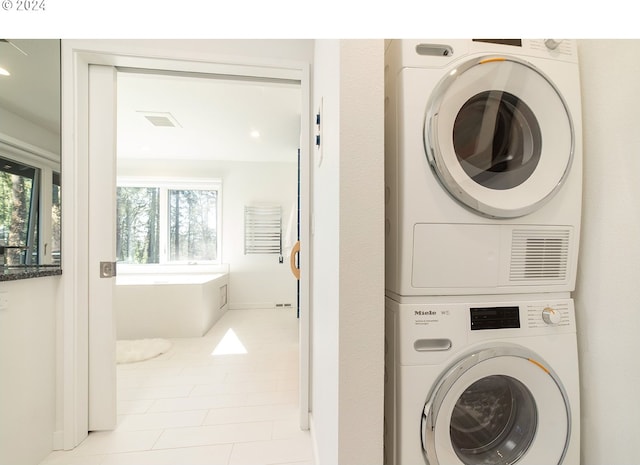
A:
468,301,573,330
526,300,572,328
388,297,576,366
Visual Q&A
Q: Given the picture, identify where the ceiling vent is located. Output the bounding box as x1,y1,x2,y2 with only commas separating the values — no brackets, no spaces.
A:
138,111,181,128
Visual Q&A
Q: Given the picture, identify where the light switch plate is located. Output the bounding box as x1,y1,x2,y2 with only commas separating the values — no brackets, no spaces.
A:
315,97,323,167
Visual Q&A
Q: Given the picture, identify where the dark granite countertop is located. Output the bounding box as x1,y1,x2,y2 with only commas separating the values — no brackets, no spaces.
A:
0,265,62,282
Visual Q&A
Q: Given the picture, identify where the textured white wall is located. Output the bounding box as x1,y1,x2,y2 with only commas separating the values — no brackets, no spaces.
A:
337,39,385,465
310,39,384,465
575,39,640,464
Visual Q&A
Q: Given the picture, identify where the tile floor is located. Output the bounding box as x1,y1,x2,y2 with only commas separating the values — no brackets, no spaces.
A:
40,308,314,465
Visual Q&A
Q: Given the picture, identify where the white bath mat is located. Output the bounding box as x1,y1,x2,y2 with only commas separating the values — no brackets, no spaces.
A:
116,338,172,364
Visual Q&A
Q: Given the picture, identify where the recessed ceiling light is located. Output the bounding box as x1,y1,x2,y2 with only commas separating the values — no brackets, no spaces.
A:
0,67,10,76
250,130,260,138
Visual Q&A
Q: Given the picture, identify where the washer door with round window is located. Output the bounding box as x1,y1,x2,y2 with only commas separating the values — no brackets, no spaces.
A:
421,346,572,465
424,56,574,218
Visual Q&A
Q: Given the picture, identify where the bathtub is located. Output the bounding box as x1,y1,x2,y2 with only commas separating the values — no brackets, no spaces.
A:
115,273,229,339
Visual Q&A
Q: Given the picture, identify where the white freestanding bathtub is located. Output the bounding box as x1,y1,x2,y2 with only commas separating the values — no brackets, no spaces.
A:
115,273,229,339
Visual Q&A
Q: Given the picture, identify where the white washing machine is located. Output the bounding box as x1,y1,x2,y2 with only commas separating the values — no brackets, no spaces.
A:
385,39,583,299
384,295,580,465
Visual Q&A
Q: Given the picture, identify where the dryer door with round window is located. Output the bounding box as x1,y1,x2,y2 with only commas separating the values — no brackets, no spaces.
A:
422,346,572,465
424,56,574,218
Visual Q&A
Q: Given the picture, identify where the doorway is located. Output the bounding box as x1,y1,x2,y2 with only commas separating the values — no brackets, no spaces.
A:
112,67,302,419
62,43,311,449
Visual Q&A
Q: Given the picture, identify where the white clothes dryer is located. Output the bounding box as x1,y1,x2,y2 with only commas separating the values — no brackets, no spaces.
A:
384,295,580,465
385,39,583,298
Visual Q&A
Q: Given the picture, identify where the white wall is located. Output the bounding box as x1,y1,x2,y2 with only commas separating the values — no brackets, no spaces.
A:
337,40,385,465
574,39,640,464
311,39,385,465
118,158,298,308
217,161,298,309
0,276,60,465
0,107,60,156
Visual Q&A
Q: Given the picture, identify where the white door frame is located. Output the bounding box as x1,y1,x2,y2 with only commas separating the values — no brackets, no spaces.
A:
60,42,312,449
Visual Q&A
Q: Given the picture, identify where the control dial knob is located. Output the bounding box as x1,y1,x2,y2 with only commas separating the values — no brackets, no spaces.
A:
542,307,561,325
544,39,562,50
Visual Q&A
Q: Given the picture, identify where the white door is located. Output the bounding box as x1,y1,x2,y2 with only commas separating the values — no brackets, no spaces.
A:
88,64,118,430
424,56,575,218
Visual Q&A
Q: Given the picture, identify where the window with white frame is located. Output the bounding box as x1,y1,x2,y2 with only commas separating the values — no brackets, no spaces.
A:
116,178,221,265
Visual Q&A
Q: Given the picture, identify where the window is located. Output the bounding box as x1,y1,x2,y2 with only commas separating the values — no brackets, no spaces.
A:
169,189,218,262
116,179,221,265
51,172,61,265
0,156,39,265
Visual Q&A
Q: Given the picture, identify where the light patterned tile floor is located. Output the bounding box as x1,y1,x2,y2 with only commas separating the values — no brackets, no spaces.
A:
40,308,314,465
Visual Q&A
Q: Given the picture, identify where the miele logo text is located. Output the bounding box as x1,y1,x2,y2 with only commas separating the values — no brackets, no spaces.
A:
415,310,437,316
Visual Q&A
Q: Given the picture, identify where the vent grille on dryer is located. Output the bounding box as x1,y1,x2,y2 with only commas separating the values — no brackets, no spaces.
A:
510,229,570,282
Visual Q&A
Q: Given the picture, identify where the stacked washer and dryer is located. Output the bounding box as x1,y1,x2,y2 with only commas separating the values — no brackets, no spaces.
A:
384,39,583,465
